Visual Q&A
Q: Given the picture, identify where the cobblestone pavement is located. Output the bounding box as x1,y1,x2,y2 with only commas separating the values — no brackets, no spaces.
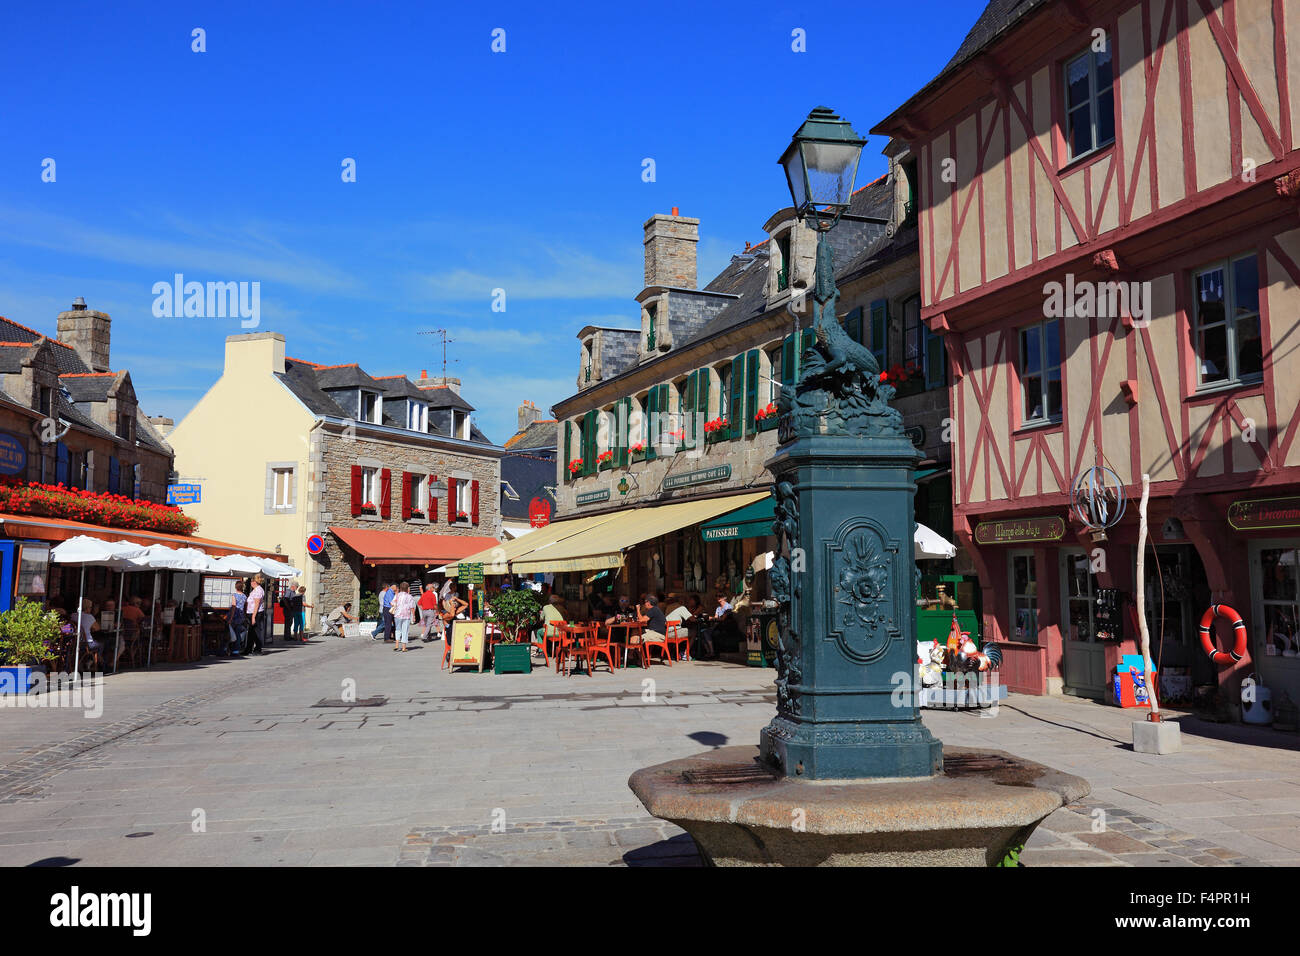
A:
0,634,1295,866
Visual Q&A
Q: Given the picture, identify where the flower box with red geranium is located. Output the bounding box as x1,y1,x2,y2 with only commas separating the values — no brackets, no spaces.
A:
597,450,614,471
754,401,780,432
629,441,646,461
703,417,730,443
567,459,583,479
0,477,197,536
360,501,377,515
455,511,469,523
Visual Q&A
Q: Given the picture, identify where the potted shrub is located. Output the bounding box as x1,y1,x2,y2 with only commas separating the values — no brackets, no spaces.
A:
0,598,60,693
486,588,541,674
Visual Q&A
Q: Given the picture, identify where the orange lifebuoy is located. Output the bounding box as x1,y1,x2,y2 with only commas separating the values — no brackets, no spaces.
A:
1198,604,1248,665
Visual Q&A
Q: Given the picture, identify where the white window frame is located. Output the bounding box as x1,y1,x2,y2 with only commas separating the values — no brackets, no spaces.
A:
408,472,426,516
1192,253,1263,390
407,400,428,433
1019,319,1062,426
455,479,471,520
273,468,293,510
359,391,381,424
361,466,379,507
1063,44,1115,161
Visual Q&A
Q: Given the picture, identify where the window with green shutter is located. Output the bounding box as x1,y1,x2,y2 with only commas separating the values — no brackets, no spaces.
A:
696,366,710,431
682,373,696,450
644,389,657,461
618,396,631,465
782,334,796,386
869,300,889,370
564,420,572,482
583,409,597,476
845,306,863,345
744,349,759,433
729,355,744,440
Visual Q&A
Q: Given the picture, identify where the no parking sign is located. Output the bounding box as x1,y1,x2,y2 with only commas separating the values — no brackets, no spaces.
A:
307,534,325,556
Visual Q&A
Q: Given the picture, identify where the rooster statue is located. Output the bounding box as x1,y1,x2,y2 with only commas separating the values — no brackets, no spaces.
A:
946,613,1002,672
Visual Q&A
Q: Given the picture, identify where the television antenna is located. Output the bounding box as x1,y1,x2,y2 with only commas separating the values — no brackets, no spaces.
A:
417,329,458,380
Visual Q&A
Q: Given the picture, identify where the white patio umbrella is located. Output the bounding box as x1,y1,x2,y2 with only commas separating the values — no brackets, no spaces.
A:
914,522,957,561
255,557,301,577
51,537,149,683
207,554,265,575
123,545,211,666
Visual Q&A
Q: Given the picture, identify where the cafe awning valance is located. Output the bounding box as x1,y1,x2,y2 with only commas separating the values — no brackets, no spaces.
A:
700,496,778,541
507,492,769,574
329,527,499,566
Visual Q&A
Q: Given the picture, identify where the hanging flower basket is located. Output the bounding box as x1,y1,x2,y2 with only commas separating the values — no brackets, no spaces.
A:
0,477,197,535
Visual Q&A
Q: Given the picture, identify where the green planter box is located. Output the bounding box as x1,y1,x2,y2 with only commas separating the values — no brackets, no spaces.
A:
493,642,532,675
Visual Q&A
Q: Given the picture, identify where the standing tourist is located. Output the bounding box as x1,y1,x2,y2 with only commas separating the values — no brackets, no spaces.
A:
441,585,469,644
418,583,441,642
294,586,309,641
244,574,266,656
371,583,396,642
279,587,295,643
391,582,416,653
227,581,247,657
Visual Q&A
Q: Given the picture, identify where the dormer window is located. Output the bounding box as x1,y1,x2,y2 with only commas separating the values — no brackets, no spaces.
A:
117,411,132,441
38,386,52,417
581,340,594,383
407,400,428,433
646,304,658,351
451,409,469,440
776,234,792,292
359,391,380,424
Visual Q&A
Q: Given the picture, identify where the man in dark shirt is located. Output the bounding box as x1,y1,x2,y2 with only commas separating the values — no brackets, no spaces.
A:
638,595,668,644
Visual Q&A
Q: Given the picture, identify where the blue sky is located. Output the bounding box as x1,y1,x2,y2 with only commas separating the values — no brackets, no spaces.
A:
0,0,979,442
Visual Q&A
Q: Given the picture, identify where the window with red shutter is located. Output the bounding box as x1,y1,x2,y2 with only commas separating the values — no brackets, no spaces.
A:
380,468,392,519
471,480,479,525
351,465,362,516
429,475,438,521
447,477,456,525
401,471,412,520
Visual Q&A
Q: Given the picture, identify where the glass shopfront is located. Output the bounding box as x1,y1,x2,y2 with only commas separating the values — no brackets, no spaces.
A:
1250,540,1300,707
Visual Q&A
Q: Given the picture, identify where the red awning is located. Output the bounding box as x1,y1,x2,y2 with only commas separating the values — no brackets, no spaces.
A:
329,526,499,566
0,513,280,559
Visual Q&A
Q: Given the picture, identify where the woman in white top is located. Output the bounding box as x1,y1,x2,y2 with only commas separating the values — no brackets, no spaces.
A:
79,598,102,670
390,582,416,652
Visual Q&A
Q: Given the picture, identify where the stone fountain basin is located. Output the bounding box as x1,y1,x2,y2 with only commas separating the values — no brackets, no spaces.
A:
629,745,1090,867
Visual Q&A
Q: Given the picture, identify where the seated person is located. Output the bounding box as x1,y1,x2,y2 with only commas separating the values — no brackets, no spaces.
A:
605,595,633,625
536,594,567,642
324,602,357,636
633,595,668,648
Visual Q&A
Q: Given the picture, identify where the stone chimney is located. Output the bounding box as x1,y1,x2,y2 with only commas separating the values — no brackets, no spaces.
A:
517,400,542,432
423,376,460,395
56,297,112,373
643,208,699,290
148,415,175,437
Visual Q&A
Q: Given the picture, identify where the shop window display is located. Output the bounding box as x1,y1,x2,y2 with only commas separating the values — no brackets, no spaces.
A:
1261,548,1300,657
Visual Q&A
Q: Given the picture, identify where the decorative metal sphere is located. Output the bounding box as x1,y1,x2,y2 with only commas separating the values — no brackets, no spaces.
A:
1070,465,1127,539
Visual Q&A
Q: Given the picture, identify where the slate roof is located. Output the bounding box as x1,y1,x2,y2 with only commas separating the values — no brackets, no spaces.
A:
275,357,495,445
686,173,897,347
419,385,474,412
500,452,557,521
0,316,173,455
503,419,558,451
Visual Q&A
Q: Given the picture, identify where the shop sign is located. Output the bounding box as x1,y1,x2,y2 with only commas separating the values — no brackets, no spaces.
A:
167,483,201,505
460,562,484,586
1228,496,1300,531
0,432,25,476
664,465,731,491
528,497,551,528
703,525,739,542
576,489,610,506
973,515,1066,545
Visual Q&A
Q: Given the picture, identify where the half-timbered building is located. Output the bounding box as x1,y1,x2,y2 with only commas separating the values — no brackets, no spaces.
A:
875,0,1300,706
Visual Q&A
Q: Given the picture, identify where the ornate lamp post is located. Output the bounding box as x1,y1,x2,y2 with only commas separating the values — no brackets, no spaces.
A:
762,107,942,778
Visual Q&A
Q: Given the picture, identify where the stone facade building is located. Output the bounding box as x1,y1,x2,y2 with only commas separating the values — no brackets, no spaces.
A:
0,299,173,502
170,333,503,626
526,167,958,612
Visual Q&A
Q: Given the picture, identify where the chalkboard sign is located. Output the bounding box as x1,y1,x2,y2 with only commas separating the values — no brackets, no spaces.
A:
460,562,484,586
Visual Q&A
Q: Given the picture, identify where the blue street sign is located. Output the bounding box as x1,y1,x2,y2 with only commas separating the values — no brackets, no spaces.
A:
167,484,201,505
0,432,26,476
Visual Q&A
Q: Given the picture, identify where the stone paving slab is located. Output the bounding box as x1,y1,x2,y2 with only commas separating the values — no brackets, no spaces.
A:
0,634,1297,866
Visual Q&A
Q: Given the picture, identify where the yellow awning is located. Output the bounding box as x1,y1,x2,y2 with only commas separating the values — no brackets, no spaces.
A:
509,492,768,574
439,509,626,576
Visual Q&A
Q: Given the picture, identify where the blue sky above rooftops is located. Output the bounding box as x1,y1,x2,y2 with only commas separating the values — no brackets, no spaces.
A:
0,0,978,442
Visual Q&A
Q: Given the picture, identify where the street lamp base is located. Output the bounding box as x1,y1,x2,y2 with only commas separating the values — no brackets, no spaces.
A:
629,744,1090,867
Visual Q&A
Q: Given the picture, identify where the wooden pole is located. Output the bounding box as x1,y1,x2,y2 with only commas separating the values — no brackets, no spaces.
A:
1135,473,1161,719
